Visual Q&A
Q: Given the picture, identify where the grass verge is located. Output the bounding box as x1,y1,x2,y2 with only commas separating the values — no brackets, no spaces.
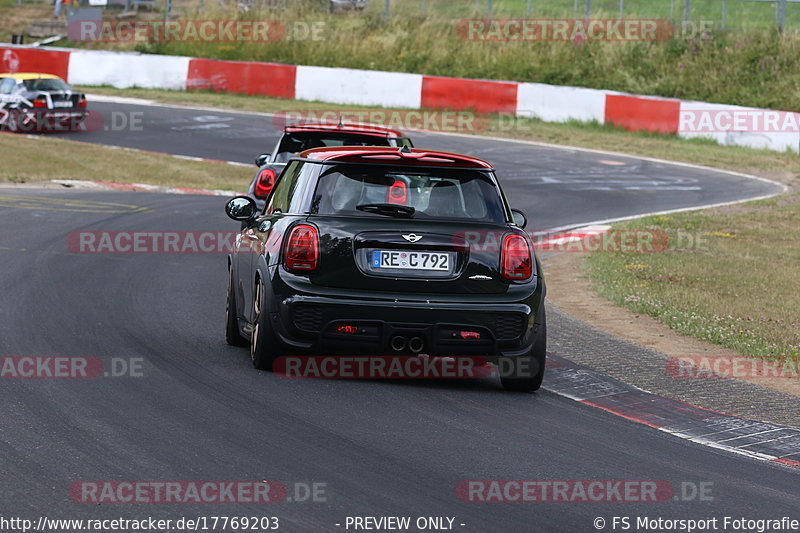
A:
0,0,50,43
0,132,247,191
583,196,800,362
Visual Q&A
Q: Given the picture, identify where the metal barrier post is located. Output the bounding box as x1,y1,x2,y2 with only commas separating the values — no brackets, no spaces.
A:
722,0,726,28
779,0,787,31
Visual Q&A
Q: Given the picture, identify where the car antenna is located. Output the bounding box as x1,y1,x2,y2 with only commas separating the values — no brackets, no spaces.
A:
337,114,343,128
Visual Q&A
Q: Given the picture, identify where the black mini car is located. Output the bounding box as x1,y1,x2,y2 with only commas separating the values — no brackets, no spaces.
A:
247,122,413,210
225,146,546,391
0,73,87,132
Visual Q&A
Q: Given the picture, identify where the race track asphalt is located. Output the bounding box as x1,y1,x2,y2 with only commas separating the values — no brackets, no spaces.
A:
53,101,781,229
0,101,796,531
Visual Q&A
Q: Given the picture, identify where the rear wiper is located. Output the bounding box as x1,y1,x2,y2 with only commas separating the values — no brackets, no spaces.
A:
356,203,415,218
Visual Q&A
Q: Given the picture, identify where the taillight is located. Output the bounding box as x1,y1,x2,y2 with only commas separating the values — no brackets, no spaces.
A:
386,179,408,205
254,169,276,199
32,98,47,108
284,224,319,272
501,234,533,281
77,95,87,108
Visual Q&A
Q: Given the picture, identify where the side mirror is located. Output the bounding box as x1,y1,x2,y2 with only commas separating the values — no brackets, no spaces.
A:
511,208,528,229
225,196,258,222
255,153,271,167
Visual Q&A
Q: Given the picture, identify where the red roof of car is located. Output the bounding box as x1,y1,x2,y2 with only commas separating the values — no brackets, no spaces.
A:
285,122,405,138
298,146,493,169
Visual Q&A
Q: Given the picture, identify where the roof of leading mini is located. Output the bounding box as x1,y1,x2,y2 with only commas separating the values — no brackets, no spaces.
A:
0,73,62,80
297,146,493,169
285,122,405,138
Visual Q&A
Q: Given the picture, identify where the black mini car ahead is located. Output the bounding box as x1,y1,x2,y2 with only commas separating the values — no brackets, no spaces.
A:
225,146,546,391
247,122,413,211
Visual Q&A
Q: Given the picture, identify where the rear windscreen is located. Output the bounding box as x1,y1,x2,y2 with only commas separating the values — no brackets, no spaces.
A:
312,165,507,222
23,78,71,91
275,132,391,163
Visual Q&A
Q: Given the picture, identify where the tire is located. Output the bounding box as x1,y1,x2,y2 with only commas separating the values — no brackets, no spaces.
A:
225,264,247,346
249,276,280,371
500,307,547,392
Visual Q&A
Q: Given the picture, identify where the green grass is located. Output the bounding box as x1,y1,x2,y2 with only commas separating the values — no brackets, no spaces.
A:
0,133,248,190
584,199,800,361
0,0,51,42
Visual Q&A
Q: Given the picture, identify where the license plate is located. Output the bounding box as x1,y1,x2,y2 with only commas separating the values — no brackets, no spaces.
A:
371,250,450,271
53,101,72,108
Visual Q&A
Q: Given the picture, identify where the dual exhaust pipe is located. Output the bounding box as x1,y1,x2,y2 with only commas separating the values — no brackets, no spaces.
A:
391,335,425,354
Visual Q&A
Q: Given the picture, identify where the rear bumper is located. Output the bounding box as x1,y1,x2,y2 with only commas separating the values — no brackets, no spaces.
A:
20,108,86,118
13,108,87,130
267,278,545,358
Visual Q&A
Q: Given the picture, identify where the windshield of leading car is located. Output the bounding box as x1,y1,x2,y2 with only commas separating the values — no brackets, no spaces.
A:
274,132,392,163
22,78,71,91
311,164,507,222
